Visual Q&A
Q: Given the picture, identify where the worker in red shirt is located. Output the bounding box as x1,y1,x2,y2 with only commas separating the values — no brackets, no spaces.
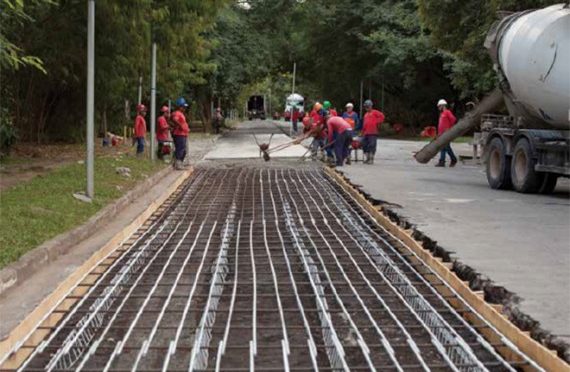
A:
134,104,147,155
156,106,170,160
310,103,323,125
170,97,190,170
294,111,327,160
291,106,300,134
361,99,385,164
435,99,458,167
325,112,353,166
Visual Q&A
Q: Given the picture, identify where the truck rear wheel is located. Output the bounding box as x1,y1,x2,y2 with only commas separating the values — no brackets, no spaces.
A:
511,138,541,193
486,137,512,190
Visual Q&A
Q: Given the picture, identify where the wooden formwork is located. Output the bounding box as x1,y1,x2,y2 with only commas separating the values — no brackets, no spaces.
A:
0,169,193,370
325,167,570,372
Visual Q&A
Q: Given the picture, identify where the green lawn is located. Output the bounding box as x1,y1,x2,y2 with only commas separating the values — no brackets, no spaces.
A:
0,154,165,268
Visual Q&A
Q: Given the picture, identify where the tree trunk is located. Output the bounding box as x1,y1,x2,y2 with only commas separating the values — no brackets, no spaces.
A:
103,104,108,137
200,97,213,133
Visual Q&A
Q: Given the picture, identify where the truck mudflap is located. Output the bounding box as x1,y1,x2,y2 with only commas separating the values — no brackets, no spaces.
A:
519,129,570,176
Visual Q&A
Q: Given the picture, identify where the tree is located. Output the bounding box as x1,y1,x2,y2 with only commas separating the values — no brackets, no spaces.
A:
0,0,228,142
418,0,561,97
0,0,51,73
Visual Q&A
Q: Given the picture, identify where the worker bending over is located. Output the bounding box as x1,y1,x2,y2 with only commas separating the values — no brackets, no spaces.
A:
435,99,457,167
361,99,385,164
134,104,147,155
325,111,353,166
170,97,190,170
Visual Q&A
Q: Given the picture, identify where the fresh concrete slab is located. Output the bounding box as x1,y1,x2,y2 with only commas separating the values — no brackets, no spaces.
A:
340,138,570,339
204,121,307,160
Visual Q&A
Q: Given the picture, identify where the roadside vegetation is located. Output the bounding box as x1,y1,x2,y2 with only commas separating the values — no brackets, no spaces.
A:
2,0,561,148
0,155,164,267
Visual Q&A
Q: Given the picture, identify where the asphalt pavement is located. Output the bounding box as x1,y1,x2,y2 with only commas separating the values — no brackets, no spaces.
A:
339,138,570,339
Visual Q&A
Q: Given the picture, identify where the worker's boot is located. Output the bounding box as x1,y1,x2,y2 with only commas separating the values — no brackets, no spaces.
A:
363,153,369,164
369,153,375,165
174,160,184,170
346,156,351,165
435,161,445,167
450,159,457,167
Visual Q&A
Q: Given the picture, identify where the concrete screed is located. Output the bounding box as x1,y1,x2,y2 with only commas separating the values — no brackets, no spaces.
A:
338,138,570,340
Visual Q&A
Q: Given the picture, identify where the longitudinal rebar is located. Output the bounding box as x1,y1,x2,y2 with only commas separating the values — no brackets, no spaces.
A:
11,165,542,372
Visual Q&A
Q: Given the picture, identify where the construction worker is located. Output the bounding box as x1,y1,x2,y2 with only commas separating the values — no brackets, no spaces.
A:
213,107,224,134
170,97,190,170
310,102,323,124
325,111,353,166
157,106,170,160
435,99,458,167
291,106,300,134
293,111,326,160
342,103,359,129
361,99,385,164
342,103,360,164
323,100,338,116
134,104,147,155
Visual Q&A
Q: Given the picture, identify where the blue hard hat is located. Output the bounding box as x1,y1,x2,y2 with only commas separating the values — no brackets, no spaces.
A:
176,97,189,107
364,99,373,107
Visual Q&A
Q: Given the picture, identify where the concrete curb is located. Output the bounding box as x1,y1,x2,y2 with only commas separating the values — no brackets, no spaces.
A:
0,165,173,296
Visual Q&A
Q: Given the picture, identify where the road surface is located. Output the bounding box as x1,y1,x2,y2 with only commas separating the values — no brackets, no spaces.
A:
340,138,570,340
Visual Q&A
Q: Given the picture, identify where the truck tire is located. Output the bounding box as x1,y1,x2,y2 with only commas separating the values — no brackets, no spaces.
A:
486,137,512,190
511,138,540,193
538,173,558,194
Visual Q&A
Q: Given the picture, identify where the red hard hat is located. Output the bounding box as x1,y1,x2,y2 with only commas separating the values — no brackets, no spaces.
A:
136,104,146,112
161,106,169,113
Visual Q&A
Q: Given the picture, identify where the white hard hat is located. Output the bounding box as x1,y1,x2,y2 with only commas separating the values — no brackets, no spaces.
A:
345,102,354,108
437,99,448,107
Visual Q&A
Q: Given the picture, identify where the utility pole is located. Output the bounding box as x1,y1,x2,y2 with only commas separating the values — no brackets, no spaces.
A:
359,80,364,115
150,42,157,160
86,0,95,199
268,88,272,117
292,62,296,94
137,75,143,104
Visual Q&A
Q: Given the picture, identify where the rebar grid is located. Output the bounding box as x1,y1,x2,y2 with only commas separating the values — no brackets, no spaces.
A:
11,165,539,372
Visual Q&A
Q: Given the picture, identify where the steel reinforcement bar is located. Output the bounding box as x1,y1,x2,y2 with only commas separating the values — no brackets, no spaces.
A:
1,165,565,372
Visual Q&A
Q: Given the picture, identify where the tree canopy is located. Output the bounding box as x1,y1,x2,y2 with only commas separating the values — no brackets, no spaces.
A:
0,0,558,142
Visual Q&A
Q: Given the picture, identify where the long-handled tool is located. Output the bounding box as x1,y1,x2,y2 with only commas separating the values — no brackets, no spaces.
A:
297,139,336,162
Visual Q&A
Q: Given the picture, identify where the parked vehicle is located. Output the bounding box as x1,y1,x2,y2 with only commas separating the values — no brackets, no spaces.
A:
415,4,570,194
247,95,266,120
283,93,304,121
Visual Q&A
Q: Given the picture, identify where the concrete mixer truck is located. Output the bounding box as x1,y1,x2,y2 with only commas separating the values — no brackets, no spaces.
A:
415,3,570,194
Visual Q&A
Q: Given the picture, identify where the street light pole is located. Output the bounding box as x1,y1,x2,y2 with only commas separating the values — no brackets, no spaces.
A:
86,0,95,199
359,80,364,115
292,62,296,94
150,42,157,160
